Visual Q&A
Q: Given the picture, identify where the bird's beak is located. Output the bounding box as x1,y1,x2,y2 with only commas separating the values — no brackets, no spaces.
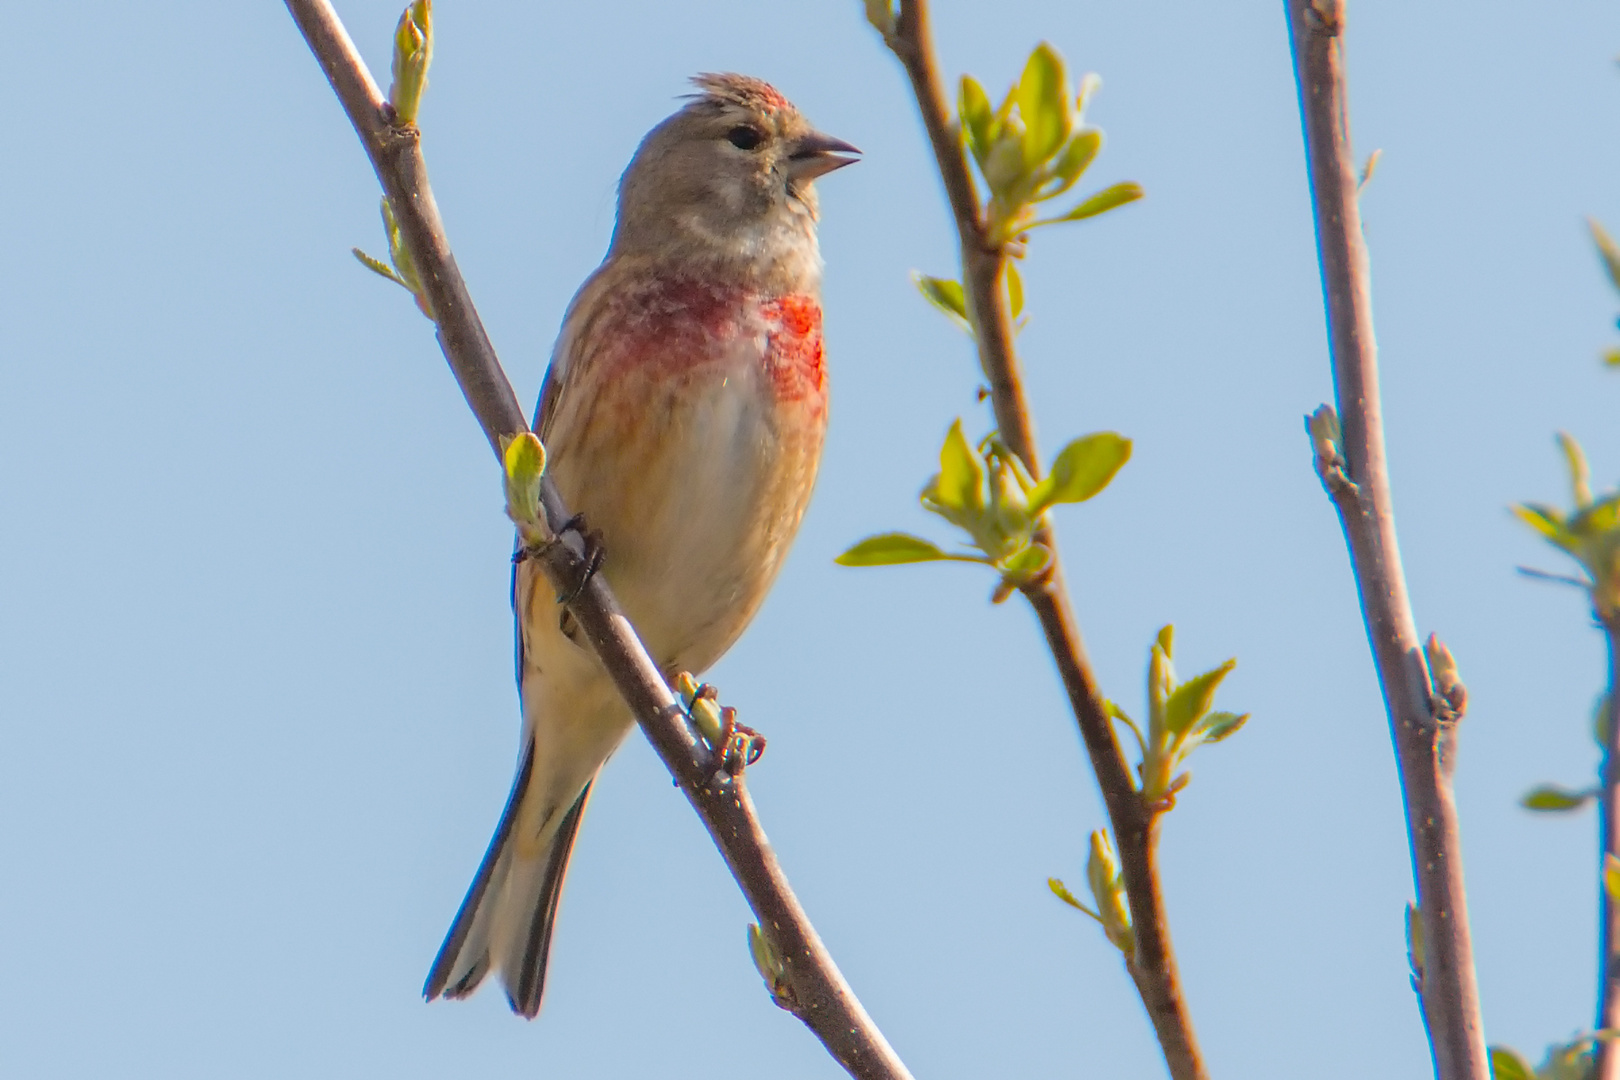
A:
787,131,861,183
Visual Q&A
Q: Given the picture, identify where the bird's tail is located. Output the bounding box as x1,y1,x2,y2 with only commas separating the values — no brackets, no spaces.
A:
423,741,593,1018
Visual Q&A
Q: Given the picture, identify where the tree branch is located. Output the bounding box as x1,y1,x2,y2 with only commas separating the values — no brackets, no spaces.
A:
1284,3,1488,1078
281,4,913,1077
1598,615,1620,1080
884,4,1206,1078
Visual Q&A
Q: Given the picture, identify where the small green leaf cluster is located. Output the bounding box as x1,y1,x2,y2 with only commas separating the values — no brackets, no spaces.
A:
961,44,1142,248
1490,1038,1601,1080
389,0,433,127
1587,219,1620,369
1513,433,1620,623
911,45,1141,341
836,419,1130,601
1108,626,1247,808
353,196,432,318
1048,829,1133,956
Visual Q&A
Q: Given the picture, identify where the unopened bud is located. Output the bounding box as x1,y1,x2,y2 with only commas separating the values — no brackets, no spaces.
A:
1425,633,1467,718
1307,405,1343,469
1086,830,1133,955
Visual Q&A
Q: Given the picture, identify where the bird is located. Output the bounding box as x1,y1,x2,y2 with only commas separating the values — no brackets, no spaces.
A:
422,73,858,1018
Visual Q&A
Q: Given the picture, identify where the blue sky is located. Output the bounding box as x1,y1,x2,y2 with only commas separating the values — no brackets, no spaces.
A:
4,1,1619,1076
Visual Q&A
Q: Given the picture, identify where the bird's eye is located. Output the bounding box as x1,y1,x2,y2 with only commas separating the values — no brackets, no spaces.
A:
727,125,765,151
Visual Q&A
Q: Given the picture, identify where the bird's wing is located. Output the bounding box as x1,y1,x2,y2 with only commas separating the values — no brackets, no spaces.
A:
512,261,620,684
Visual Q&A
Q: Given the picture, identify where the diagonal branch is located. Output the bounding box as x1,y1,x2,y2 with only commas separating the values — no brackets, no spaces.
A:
281,4,913,1077
1283,3,1488,1078
883,4,1206,1078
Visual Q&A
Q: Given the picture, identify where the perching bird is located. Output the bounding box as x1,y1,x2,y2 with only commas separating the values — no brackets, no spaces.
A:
423,74,858,1018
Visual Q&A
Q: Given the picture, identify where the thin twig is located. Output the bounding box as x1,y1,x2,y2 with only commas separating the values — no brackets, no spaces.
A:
1598,616,1620,1080
1283,3,1488,1078
281,4,913,1077
884,4,1206,1078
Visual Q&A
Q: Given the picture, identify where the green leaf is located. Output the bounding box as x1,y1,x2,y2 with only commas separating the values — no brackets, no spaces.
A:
1193,710,1248,744
1603,346,1620,368
1591,218,1620,295
959,75,995,167
1163,659,1237,737
1048,877,1101,920
1005,261,1024,321
1156,624,1174,659
835,533,955,567
1511,503,1575,550
352,247,409,288
1607,855,1620,902
1558,431,1593,508
1040,129,1102,200
912,273,972,334
1487,1046,1535,1080
1520,784,1597,812
1051,181,1145,224
932,419,987,515
1017,43,1071,168
1028,432,1132,513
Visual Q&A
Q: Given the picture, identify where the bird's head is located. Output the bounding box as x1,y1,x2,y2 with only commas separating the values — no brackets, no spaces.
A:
611,74,859,284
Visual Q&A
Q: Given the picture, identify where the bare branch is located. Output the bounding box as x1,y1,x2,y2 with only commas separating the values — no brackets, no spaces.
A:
1283,3,1488,1077
1598,617,1620,1080
884,3,1206,1077
281,3,912,1077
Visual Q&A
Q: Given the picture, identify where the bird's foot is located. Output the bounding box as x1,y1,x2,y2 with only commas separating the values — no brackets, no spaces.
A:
717,707,766,775
682,680,766,775
549,513,605,606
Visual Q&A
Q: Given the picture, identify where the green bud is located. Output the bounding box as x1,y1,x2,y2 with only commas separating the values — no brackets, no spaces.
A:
1306,404,1344,472
983,132,1028,199
1406,903,1424,986
500,431,547,536
746,923,793,1009
389,0,433,126
1424,633,1467,718
863,0,894,37
1086,830,1133,955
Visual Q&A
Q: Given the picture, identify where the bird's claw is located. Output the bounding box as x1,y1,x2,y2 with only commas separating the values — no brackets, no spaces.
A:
685,682,765,775
550,513,605,606
715,704,766,775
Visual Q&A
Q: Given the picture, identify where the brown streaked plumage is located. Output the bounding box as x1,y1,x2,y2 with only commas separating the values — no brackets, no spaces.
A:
423,74,857,1018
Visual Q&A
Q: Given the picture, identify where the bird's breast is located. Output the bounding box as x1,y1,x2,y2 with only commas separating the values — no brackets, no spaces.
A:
538,277,829,673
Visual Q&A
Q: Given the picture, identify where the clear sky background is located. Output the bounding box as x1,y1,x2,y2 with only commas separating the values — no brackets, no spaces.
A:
4,1,1619,1076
